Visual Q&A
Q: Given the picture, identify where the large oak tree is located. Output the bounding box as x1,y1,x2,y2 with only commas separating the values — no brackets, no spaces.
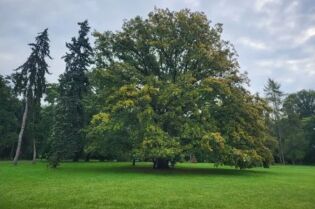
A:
87,9,273,169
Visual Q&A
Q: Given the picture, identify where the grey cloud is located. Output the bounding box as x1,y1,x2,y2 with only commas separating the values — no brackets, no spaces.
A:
0,0,314,93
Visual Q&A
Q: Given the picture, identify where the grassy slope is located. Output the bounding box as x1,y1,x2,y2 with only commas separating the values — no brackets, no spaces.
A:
0,161,314,209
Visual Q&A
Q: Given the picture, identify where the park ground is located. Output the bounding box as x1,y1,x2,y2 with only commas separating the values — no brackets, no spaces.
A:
0,161,314,209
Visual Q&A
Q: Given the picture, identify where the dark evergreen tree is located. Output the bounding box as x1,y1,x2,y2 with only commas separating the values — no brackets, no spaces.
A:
11,29,51,165
0,75,21,159
49,20,93,167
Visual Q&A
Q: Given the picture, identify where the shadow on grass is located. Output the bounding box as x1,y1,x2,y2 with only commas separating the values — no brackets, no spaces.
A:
58,162,275,177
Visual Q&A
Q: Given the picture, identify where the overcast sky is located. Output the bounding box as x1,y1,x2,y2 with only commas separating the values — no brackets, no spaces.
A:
0,0,314,94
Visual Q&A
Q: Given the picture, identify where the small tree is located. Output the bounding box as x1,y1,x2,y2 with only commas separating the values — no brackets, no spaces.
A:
11,29,51,165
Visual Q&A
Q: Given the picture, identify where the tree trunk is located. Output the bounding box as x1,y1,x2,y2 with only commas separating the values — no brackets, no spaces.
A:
13,97,28,165
99,156,105,162
10,143,15,160
189,154,197,163
85,153,90,162
32,139,36,164
132,158,136,166
153,158,169,169
280,144,285,165
273,97,285,165
263,160,270,168
278,131,285,165
73,151,80,162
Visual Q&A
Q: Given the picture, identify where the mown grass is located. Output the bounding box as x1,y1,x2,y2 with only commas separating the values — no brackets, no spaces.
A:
0,161,314,209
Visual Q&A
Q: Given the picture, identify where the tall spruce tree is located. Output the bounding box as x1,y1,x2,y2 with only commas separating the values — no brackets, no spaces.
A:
49,20,92,167
11,29,51,165
264,78,285,164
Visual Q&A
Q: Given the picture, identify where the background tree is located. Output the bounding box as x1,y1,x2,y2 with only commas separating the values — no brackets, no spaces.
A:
302,116,315,163
33,83,60,160
0,75,21,159
283,90,315,164
283,90,315,118
264,78,285,164
11,29,51,165
49,20,93,167
280,116,307,164
87,9,273,169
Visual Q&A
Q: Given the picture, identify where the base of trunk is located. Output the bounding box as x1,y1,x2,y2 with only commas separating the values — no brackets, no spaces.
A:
73,153,80,162
85,153,91,162
32,140,36,164
153,158,169,169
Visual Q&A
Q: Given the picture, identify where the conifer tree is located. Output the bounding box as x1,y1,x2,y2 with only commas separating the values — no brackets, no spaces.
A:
264,78,285,164
49,20,92,167
11,29,51,165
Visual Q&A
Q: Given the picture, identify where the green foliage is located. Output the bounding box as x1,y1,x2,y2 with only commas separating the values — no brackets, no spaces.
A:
302,116,315,163
87,9,273,168
262,88,315,164
0,76,20,158
11,29,51,104
281,90,315,164
283,90,315,118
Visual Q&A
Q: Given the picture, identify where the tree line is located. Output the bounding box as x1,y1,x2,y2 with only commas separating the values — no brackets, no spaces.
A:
0,9,314,168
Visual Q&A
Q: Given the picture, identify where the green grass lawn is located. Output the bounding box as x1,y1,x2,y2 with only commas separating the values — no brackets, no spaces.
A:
0,161,314,209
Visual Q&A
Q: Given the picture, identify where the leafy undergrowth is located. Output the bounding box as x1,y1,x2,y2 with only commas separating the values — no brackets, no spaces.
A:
0,161,314,209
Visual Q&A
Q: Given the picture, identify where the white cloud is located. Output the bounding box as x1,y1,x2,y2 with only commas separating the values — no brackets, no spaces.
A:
254,0,282,12
0,52,14,62
278,77,295,84
295,27,315,44
255,0,274,11
183,0,200,9
238,37,268,50
158,0,200,10
257,56,315,76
